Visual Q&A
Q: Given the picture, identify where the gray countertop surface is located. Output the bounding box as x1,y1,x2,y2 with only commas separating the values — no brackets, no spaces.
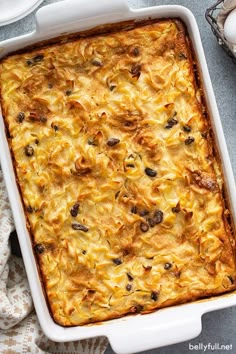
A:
1,1,236,353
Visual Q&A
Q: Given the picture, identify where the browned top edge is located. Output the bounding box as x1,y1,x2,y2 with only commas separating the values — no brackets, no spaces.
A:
1,18,182,60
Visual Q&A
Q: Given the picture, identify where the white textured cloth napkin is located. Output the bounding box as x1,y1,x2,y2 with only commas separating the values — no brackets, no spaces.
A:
217,0,236,54
0,167,108,353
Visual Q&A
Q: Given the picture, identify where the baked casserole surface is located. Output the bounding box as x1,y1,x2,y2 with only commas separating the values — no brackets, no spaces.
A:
1,19,236,326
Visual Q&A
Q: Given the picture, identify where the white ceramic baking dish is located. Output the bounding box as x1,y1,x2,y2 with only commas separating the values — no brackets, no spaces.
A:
1,1,236,353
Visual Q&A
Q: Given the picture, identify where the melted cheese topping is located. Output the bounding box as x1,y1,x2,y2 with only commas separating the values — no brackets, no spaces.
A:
1,20,236,326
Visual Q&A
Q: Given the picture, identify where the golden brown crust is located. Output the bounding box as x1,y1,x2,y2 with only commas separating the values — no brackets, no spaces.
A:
1,19,236,326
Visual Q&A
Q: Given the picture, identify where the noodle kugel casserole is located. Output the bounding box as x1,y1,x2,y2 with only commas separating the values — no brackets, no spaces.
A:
0,19,236,327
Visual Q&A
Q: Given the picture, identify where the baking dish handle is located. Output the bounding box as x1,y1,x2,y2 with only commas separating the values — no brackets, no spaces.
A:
35,0,130,34
107,312,202,354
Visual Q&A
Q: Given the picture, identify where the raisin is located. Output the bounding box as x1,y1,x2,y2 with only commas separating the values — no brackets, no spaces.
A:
109,85,116,91
131,47,140,56
168,117,178,125
145,167,157,177
115,191,120,199
164,262,172,270
151,291,159,301
183,125,192,132
147,218,155,227
172,207,179,213
112,258,122,265
34,243,45,254
178,52,187,60
127,272,134,281
165,117,178,129
126,284,132,291
70,202,80,217
33,54,44,63
27,55,44,66
124,121,133,127
131,304,143,313
140,222,149,232
26,206,33,213
131,206,137,214
65,90,72,96
40,116,47,123
26,60,33,66
185,136,195,145
153,210,163,224
172,203,180,213
16,112,25,123
139,209,149,217
24,145,34,157
107,138,120,146
131,63,141,77
71,223,89,232
91,59,103,67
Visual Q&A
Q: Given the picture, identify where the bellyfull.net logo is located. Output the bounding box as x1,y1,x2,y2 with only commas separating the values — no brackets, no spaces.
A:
189,343,233,351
